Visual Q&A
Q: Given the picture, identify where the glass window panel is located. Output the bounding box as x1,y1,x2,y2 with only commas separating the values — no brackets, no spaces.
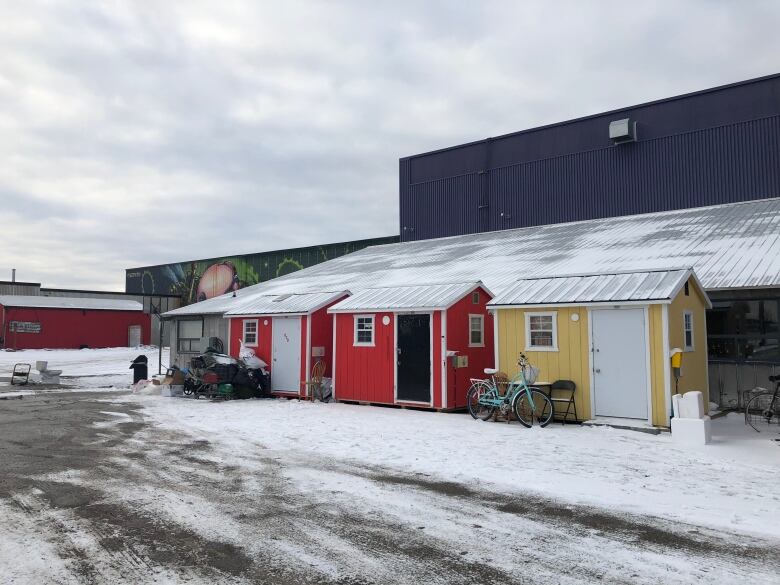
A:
178,320,203,339
355,317,374,344
740,338,780,363
469,316,483,344
530,331,553,347
707,338,737,360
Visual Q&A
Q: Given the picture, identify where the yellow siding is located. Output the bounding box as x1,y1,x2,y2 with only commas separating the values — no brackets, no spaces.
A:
668,276,710,412
498,303,682,427
496,307,591,420
648,304,668,427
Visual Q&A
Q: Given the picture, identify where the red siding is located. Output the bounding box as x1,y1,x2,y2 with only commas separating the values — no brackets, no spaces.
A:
444,287,495,409
0,306,150,350
228,317,273,365
308,297,347,378
334,312,395,403
228,297,346,399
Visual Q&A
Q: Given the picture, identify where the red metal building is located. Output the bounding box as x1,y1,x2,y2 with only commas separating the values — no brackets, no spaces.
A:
328,282,494,409
225,291,348,396
0,295,150,350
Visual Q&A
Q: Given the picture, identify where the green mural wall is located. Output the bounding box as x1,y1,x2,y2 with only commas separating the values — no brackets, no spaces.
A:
125,237,398,305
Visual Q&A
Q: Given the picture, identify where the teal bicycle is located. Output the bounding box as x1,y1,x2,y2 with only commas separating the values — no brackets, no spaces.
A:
467,354,553,427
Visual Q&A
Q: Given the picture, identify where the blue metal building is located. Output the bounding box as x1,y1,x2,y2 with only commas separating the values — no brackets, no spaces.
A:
399,73,780,242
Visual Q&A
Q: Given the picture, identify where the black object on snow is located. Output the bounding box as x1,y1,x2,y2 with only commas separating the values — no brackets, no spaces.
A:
130,354,148,383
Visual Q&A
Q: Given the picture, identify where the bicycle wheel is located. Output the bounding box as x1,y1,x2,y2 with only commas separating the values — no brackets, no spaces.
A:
514,389,554,428
467,382,497,421
745,392,780,432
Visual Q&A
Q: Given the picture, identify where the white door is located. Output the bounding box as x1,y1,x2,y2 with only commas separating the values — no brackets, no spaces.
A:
271,316,301,392
591,309,648,420
128,325,142,347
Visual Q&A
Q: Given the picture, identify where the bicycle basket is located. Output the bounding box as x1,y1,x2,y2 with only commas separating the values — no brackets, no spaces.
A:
522,366,540,385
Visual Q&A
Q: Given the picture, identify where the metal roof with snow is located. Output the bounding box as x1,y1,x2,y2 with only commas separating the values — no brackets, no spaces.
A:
163,198,780,318
488,269,710,308
224,291,348,316
0,295,143,311
329,282,487,313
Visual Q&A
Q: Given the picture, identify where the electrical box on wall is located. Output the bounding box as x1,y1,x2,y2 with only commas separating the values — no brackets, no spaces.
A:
451,355,469,368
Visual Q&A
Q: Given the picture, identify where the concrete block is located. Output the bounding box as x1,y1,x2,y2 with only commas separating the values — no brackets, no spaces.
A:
671,415,711,446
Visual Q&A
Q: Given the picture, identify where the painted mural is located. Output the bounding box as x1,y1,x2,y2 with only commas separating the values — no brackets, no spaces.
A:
125,237,398,305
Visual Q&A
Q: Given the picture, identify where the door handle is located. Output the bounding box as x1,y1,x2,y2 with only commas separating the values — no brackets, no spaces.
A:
595,368,601,373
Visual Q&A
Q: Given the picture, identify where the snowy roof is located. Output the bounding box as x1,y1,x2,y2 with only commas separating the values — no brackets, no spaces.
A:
0,295,143,311
224,291,348,316
329,282,487,313
163,198,780,318
488,268,709,308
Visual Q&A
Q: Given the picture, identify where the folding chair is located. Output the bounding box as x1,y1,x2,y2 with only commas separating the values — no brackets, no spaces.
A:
548,379,578,424
11,363,31,386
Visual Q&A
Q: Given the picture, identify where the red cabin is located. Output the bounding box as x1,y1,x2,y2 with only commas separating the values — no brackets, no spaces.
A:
328,282,494,409
225,291,348,396
0,295,150,350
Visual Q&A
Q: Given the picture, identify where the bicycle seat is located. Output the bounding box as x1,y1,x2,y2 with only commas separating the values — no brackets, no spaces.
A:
769,375,780,382
484,368,499,375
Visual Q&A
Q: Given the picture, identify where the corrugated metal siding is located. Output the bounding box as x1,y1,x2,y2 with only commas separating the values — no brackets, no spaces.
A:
225,291,347,316
400,74,780,241
166,198,780,321
489,270,690,306
0,295,143,311
1,306,150,350
0,282,40,296
330,282,480,312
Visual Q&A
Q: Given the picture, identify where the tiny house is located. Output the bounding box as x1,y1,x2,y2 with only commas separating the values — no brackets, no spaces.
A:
328,282,494,409
488,268,710,427
225,291,348,396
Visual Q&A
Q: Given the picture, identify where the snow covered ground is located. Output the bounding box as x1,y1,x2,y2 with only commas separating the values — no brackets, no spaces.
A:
0,346,168,389
1,347,778,583
136,395,780,540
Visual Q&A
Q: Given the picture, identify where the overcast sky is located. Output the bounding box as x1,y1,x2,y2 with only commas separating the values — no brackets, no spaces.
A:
0,1,778,290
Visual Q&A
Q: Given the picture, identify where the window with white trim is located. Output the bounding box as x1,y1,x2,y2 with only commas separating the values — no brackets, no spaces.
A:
243,319,258,347
468,314,484,347
683,310,694,351
525,312,558,351
354,315,375,346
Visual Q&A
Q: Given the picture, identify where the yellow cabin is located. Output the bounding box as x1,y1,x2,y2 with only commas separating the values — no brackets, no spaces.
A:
488,268,711,428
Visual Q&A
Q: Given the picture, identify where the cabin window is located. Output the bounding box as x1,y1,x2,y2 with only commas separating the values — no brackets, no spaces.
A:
525,312,558,351
177,319,203,353
354,315,375,346
683,311,694,351
243,319,258,347
469,315,484,347
472,291,480,304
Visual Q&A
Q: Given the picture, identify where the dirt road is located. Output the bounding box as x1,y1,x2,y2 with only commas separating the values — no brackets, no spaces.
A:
1,392,778,584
